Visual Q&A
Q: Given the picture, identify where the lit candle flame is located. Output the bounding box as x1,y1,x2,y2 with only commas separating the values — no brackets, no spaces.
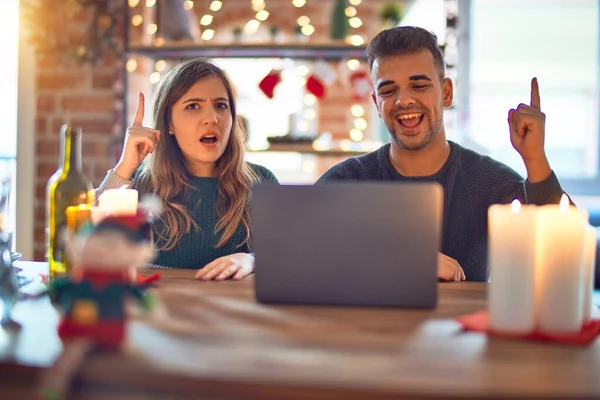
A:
559,193,569,213
511,198,521,213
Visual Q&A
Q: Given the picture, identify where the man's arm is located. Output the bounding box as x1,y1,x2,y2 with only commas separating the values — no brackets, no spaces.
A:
506,78,572,206
523,170,570,205
496,170,570,206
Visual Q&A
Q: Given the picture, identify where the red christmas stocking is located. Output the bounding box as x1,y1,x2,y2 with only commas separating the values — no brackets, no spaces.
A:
258,69,282,99
306,61,337,99
349,69,372,101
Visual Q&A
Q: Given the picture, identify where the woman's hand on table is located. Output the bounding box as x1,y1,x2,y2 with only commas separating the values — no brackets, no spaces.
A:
437,253,466,282
195,253,255,281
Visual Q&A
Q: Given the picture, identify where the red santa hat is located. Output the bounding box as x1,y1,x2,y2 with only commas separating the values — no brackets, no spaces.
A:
93,210,152,244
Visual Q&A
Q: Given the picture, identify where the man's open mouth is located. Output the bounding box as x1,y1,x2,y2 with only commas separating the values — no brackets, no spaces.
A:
397,113,424,128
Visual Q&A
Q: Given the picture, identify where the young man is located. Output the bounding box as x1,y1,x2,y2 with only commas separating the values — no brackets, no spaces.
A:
316,26,566,282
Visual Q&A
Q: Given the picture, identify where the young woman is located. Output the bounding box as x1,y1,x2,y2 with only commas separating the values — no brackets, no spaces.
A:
96,58,278,280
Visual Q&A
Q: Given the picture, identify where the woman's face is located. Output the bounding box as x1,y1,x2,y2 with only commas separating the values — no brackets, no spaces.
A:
169,76,233,177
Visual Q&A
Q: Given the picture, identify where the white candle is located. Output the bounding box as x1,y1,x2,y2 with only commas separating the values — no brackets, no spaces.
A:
582,225,598,323
98,187,139,217
488,199,537,334
90,206,108,224
537,194,588,333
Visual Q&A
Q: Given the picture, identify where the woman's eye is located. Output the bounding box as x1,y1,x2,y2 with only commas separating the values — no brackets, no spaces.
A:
185,103,200,110
216,102,229,109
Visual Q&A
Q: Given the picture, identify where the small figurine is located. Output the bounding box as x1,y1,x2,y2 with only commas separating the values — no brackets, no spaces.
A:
50,206,157,349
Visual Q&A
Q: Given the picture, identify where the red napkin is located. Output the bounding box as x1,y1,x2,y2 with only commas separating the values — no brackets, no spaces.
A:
456,311,600,345
40,272,161,285
136,272,161,285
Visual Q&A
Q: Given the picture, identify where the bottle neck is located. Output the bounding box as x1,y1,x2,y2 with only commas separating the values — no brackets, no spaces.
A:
60,125,83,173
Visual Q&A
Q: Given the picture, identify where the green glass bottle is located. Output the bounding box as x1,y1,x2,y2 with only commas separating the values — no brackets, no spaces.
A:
46,124,94,278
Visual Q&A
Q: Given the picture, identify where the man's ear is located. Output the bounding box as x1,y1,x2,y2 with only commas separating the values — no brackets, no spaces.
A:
371,91,382,118
442,77,454,108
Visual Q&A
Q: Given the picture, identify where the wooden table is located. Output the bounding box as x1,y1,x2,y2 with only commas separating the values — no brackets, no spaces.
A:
1,262,600,400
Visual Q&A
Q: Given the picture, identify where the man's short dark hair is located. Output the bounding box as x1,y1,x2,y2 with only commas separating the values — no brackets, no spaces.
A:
366,26,446,81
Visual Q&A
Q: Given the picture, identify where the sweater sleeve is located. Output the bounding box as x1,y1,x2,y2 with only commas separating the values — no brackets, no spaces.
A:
249,163,279,184
498,170,569,206
523,170,568,205
95,169,133,198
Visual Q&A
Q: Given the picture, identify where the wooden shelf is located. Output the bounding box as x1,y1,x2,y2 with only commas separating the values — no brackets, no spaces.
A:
127,43,368,61
248,144,369,156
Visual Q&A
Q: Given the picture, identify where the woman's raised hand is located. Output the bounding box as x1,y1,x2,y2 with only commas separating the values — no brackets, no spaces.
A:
114,93,161,179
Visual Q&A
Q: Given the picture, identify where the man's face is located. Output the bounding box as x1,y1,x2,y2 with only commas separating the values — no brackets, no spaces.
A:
371,50,453,151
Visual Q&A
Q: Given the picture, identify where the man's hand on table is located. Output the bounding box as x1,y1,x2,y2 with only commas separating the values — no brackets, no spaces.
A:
195,253,255,281
438,253,466,282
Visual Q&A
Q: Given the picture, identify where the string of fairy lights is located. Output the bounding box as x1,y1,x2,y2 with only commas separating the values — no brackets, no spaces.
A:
294,0,369,143
198,0,223,41
345,0,364,46
125,0,372,144
127,1,367,47
348,0,367,142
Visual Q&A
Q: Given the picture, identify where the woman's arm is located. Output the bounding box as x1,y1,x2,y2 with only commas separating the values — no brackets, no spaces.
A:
95,169,134,198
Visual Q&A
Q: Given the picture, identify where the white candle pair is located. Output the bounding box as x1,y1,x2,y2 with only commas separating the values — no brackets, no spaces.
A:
488,194,597,334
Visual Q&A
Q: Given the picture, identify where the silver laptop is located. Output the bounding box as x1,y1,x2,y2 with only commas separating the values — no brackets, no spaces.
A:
251,182,443,308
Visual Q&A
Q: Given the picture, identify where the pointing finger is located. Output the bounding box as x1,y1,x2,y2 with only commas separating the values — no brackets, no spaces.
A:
133,92,145,126
530,77,541,111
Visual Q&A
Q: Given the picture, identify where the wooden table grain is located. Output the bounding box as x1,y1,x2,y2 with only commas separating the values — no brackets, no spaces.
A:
1,262,600,400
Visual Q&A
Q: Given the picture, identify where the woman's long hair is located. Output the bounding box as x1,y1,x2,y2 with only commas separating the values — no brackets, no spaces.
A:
134,58,258,251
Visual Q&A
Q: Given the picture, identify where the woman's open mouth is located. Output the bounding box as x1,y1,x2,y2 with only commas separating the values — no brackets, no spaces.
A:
199,135,218,144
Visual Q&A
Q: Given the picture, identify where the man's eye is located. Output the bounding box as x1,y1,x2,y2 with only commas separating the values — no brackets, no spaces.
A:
413,85,428,90
379,88,395,96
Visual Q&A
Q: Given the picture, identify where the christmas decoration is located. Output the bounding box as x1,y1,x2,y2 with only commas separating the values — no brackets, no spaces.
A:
349,69,372,101
50,201,161,350
306,61,338,99
233,26,243,42
258,69,282,99
269,25,284,43
36,338,94,400
379,1,404,30
159,0,201,42
330,0,350,40
22,0,123,65
36,199,162,400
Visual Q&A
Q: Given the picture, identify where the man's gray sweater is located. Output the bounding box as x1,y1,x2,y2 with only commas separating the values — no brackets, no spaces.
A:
316,141,566,281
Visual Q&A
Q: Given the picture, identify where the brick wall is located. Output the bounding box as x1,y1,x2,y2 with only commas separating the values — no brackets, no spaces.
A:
32,0,403,259
33,61,122,260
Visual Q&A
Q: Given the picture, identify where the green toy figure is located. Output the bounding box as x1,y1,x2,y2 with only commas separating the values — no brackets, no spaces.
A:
50,206,158,350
